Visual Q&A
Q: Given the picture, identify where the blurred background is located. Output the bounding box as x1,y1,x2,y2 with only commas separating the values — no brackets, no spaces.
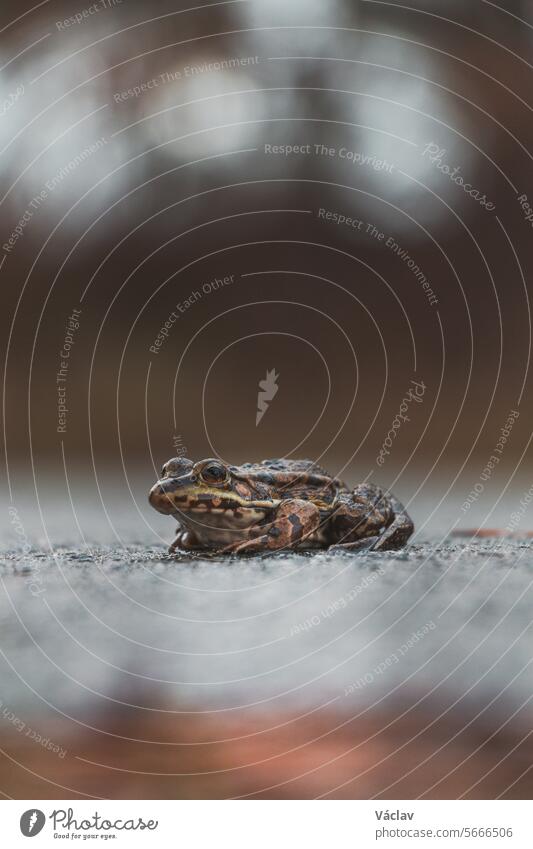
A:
1,0,533,800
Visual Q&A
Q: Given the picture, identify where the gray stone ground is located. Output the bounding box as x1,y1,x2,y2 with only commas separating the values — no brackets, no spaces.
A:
1,538,531,713
1,536,532,797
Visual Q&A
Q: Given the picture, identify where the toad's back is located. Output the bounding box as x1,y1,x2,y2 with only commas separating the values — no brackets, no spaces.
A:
230,458,345,507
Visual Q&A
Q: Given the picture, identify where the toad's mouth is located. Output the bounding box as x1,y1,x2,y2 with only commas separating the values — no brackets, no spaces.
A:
149,478,277,517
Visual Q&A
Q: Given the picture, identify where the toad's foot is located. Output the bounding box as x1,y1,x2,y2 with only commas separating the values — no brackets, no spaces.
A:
168,529,202,554
329,509,413,553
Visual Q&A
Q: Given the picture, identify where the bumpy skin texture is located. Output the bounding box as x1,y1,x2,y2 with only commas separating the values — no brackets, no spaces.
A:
149,457,414,555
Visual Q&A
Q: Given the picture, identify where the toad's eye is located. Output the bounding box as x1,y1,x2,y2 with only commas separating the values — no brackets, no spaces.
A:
200,463,228,484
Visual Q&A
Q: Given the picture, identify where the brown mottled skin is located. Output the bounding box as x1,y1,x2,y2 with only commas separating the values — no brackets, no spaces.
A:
149,457,414,555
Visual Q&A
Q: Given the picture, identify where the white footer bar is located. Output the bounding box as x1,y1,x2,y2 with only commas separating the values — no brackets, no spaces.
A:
1,800,530,848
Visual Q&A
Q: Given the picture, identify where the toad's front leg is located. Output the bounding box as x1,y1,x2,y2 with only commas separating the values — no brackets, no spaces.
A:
169,527,202,554
222,499,320,555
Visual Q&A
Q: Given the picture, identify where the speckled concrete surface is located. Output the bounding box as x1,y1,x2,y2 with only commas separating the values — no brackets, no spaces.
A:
0,537,532,797
1,538,532,711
